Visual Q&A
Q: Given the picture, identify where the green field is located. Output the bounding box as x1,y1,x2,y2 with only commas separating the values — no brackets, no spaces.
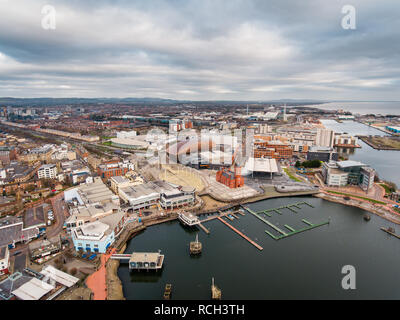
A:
283,168,302,182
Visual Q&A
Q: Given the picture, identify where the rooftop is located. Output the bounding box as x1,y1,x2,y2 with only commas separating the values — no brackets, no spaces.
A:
110,176,131,184
337,160,367,168
243,157,279,174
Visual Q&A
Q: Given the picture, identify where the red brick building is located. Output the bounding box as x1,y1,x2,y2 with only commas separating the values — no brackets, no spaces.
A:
97,160,129,179
254,141,293,159
216,167,244,188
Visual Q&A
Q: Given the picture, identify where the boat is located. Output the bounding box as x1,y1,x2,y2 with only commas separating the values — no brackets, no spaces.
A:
163,283,172,300
211,277,221,300
189,234,202,255
364,214,371,221
178,212,200,227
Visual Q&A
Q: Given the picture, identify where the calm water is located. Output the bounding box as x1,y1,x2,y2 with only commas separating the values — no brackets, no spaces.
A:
320,119,400,186
308,101,400,116
118,196,400,299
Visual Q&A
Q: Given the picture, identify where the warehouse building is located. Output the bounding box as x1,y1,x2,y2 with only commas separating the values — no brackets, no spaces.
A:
64,178,120,231
119,181,195,211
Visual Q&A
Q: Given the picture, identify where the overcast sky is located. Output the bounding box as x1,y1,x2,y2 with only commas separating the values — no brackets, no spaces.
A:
0,0,399,100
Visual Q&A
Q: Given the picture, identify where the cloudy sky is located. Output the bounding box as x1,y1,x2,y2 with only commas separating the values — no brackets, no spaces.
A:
0,0,399,100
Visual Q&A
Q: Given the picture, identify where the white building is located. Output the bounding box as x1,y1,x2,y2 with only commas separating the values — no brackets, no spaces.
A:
71,211,127,253
120,181,195,211
37,164,58,179
316,129,335,148
322,161,349,187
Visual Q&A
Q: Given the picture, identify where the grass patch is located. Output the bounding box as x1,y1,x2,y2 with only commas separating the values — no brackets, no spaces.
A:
283,168,302,182
326,190,386,205
380,183,392,195
102,141,112,146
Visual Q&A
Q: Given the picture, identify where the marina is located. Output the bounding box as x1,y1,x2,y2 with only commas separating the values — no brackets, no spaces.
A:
241,202,329,241
118,196,400,299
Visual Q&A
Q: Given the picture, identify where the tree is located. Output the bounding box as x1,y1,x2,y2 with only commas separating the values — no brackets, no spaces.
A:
301,159,321,168
295,161,301,168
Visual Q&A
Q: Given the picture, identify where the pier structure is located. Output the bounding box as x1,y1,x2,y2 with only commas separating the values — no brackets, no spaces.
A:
190,234,202,255
111,251,164,271
211,278,222,300
253,201,315,217
217,217,263,250
242,203,329,241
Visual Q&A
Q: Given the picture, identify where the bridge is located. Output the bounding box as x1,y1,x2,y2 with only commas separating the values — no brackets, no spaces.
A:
110,254,131,260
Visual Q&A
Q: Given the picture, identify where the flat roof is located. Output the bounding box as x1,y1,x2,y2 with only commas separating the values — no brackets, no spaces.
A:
0,223,22,247
129,252,161,263
24,206,46,229
40,265,79,288
244,157,279,173
12,277,55,300
110,176,130,184
337,160,367,168
79,221,109,237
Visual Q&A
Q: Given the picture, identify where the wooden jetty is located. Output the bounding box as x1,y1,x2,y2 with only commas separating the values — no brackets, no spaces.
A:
217,217,263,250
242,205,329,241
197,223,210,234
254,201,314,216
231,212,239,219
211,277,221,300
381,227,400,239
190,234,202,255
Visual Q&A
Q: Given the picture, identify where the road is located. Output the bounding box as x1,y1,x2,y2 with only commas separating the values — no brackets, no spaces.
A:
47,192,68,238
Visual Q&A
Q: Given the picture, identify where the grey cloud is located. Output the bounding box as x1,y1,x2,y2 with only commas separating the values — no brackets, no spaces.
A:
0,0,399,100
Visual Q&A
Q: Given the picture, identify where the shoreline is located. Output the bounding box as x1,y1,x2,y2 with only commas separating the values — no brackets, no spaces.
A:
315,192,400,225
357,136,400,151
108,187,400,300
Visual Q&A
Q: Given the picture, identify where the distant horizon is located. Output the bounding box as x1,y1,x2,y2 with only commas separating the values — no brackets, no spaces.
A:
1,97,400,103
